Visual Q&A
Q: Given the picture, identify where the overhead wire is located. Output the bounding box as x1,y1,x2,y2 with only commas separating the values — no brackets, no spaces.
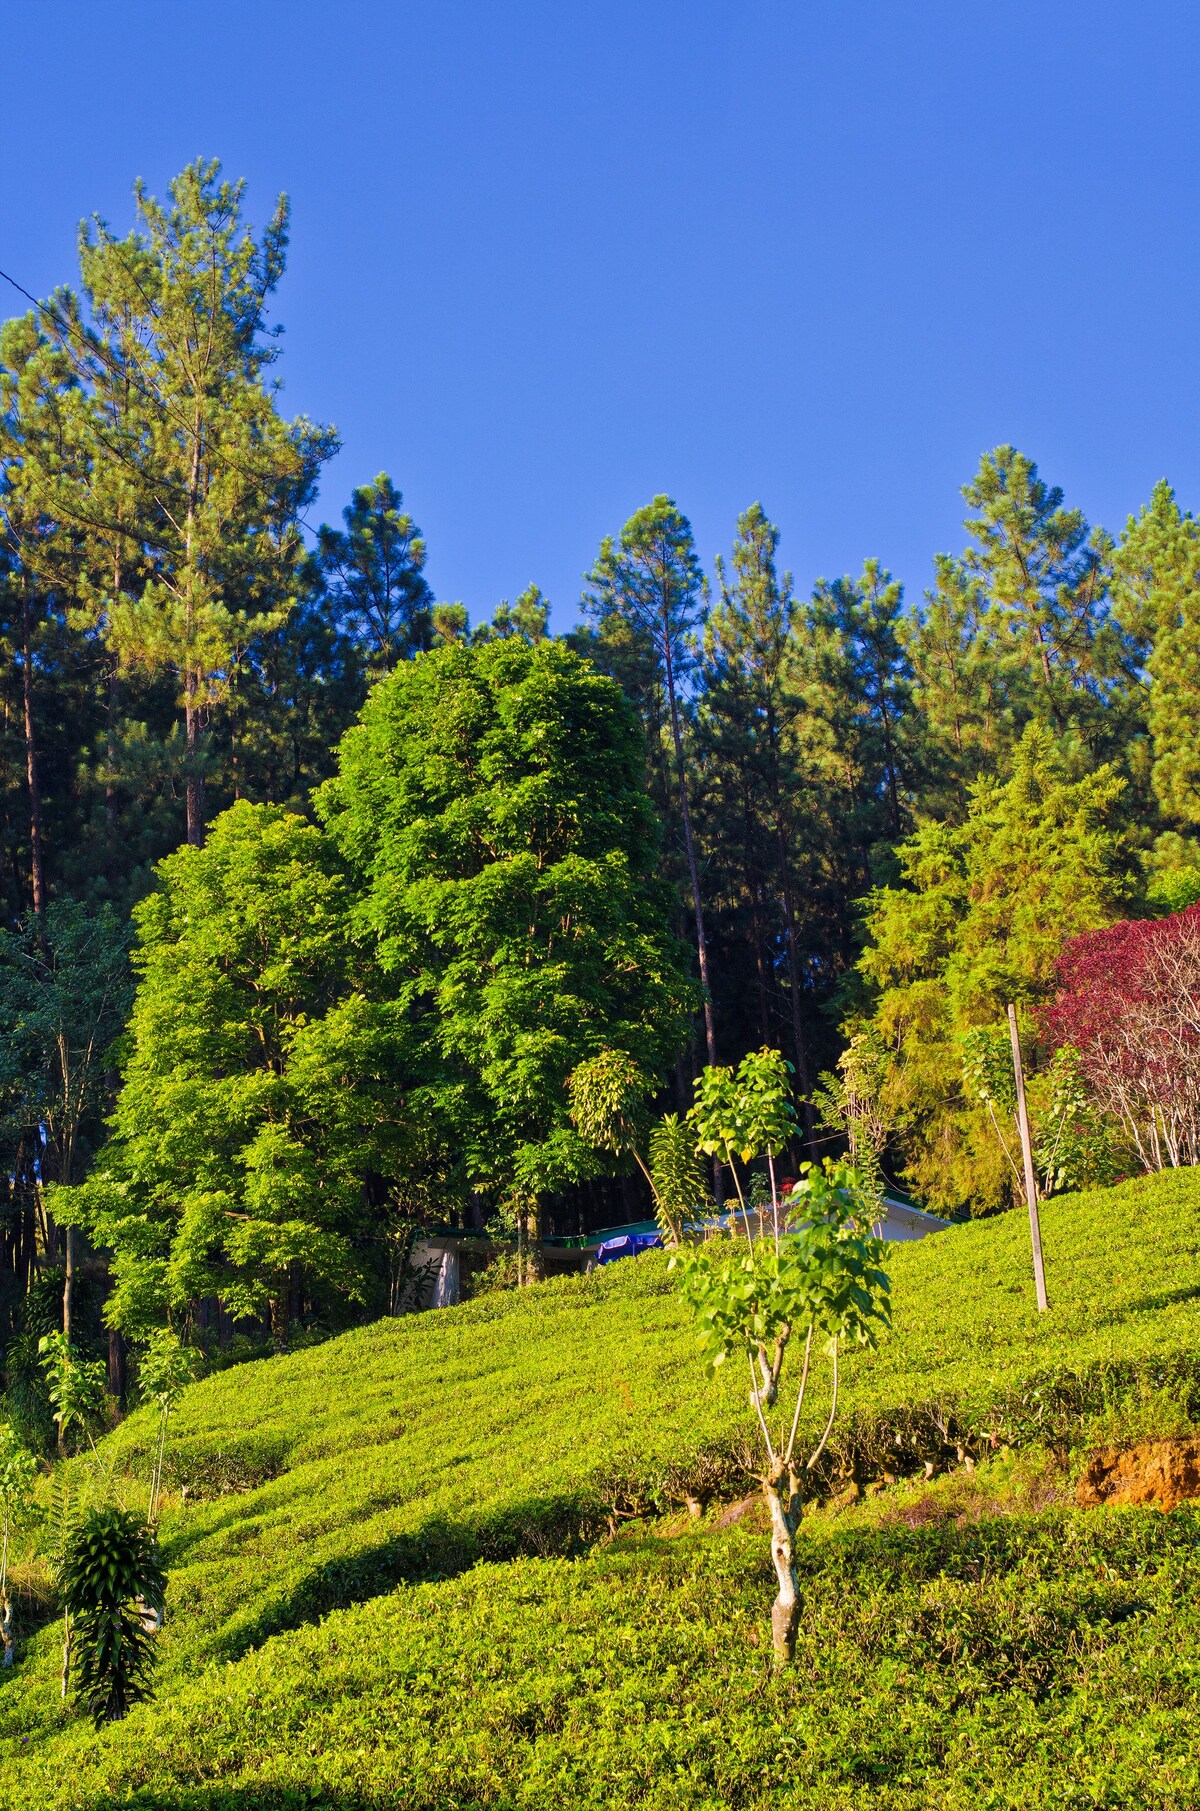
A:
0,262,324,540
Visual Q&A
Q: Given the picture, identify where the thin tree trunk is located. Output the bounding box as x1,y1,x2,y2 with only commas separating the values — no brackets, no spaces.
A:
107,1324,126,1401
763,1460,802,1666
663,641,716,1070
779,866,818,1156
1007,1003,1049,1312
269,1292,289,1354
185,676,204,847
62,1227,76,1341
20,582,47,920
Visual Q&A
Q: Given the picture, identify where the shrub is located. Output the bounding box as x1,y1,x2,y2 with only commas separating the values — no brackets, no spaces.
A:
59,1507,165,1723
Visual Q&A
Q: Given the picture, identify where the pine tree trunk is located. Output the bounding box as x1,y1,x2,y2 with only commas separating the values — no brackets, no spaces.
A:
185,677,205,847
663,638,716,1070
20,582,47,921
105,655,120,884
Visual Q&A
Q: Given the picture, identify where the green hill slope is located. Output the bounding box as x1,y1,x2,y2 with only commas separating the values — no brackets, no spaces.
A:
2,1168,1200,1808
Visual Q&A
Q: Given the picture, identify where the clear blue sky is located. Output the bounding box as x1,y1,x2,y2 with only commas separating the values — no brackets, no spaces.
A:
4,1,1200,630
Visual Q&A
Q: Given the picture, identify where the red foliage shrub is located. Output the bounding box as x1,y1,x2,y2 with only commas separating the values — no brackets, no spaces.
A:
1047,904,1200,1171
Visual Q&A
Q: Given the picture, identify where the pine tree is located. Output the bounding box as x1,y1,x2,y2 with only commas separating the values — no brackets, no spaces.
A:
697,506,814,1127
904,554,1011,818
316,473,433,673
584,497,717,1067
961,446,1133,753
1112,479,1200,837
52,160,336,846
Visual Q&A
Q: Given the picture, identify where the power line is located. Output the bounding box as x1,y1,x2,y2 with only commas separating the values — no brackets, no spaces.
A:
0,262,325,540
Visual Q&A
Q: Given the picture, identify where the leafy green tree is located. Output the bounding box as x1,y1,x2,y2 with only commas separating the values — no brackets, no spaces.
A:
477,584,552,645
37,1333,107,1457
904,554,1011,817
138,1329,195,1524
317,473,433,673
689,1048,797,1245
56,804,388,1347
672,1160,889,1665
811,1027,895,1205
647,1116,707,1245
60,1506,164,1722
584,498,717,1066
857,724,1134,1213
697,507,817,1123
811,560,914,839
318,636,693,1231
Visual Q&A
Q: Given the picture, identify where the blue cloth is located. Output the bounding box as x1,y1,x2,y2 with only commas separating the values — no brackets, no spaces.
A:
595,1229,664,1265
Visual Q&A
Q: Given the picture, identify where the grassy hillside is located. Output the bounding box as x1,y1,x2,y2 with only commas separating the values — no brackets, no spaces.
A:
1,1168,1199,1807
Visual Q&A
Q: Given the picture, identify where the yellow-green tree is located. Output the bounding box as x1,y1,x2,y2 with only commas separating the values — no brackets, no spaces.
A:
856,724,1134,1214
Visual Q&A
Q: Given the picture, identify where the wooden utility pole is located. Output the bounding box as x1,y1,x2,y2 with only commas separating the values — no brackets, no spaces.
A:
1007,1003,1049,1313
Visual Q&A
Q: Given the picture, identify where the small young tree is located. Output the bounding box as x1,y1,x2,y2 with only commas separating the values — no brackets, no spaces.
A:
672,1160,890,1665
59,1507,165,1722
647,1116,707,1246
0,1425,38,1666
688,1047,796,1245
811,1027,896,1207
567,1050,707,1245
138,1330,195,1526
37,1333,107,1458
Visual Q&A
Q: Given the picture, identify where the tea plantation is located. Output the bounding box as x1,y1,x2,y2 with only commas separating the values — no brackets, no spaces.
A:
2,1167,1200,1808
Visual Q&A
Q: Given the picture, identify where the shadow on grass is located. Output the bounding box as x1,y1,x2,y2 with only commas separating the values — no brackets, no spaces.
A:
208,1490,607,1664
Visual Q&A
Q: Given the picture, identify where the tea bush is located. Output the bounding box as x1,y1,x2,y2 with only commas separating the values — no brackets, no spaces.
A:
4,1506,1200,1808
0,1167,1196,1804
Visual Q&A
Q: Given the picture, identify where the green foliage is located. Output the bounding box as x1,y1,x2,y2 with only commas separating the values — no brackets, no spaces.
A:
37,1334,106,1455
1113,479,1200,830
59,1506,164,1723
811,1027,895,1201
689,1047,796,1166
1030,1043,1119,1195
673,1163,889,1383
0,1423,38,1596
859,723,1134,1213
318,635,692,1201
960,445,1135,754
316,472,433,672
0,900,131,1185
647,1114,707,1244
566,1049,653,1161
55,803,379,1343
0,1170,1197,1798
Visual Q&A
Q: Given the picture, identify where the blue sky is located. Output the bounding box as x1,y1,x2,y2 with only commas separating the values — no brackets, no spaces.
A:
4,1,1200,630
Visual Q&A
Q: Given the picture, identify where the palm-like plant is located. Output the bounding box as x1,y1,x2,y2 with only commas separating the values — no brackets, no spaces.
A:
59,1507,165,1722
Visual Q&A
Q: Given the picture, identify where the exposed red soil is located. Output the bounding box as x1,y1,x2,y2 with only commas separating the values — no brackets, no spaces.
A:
1077,1440,1200,1512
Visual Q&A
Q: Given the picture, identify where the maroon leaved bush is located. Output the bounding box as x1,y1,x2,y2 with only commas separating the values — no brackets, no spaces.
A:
1047,904,1200,1170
